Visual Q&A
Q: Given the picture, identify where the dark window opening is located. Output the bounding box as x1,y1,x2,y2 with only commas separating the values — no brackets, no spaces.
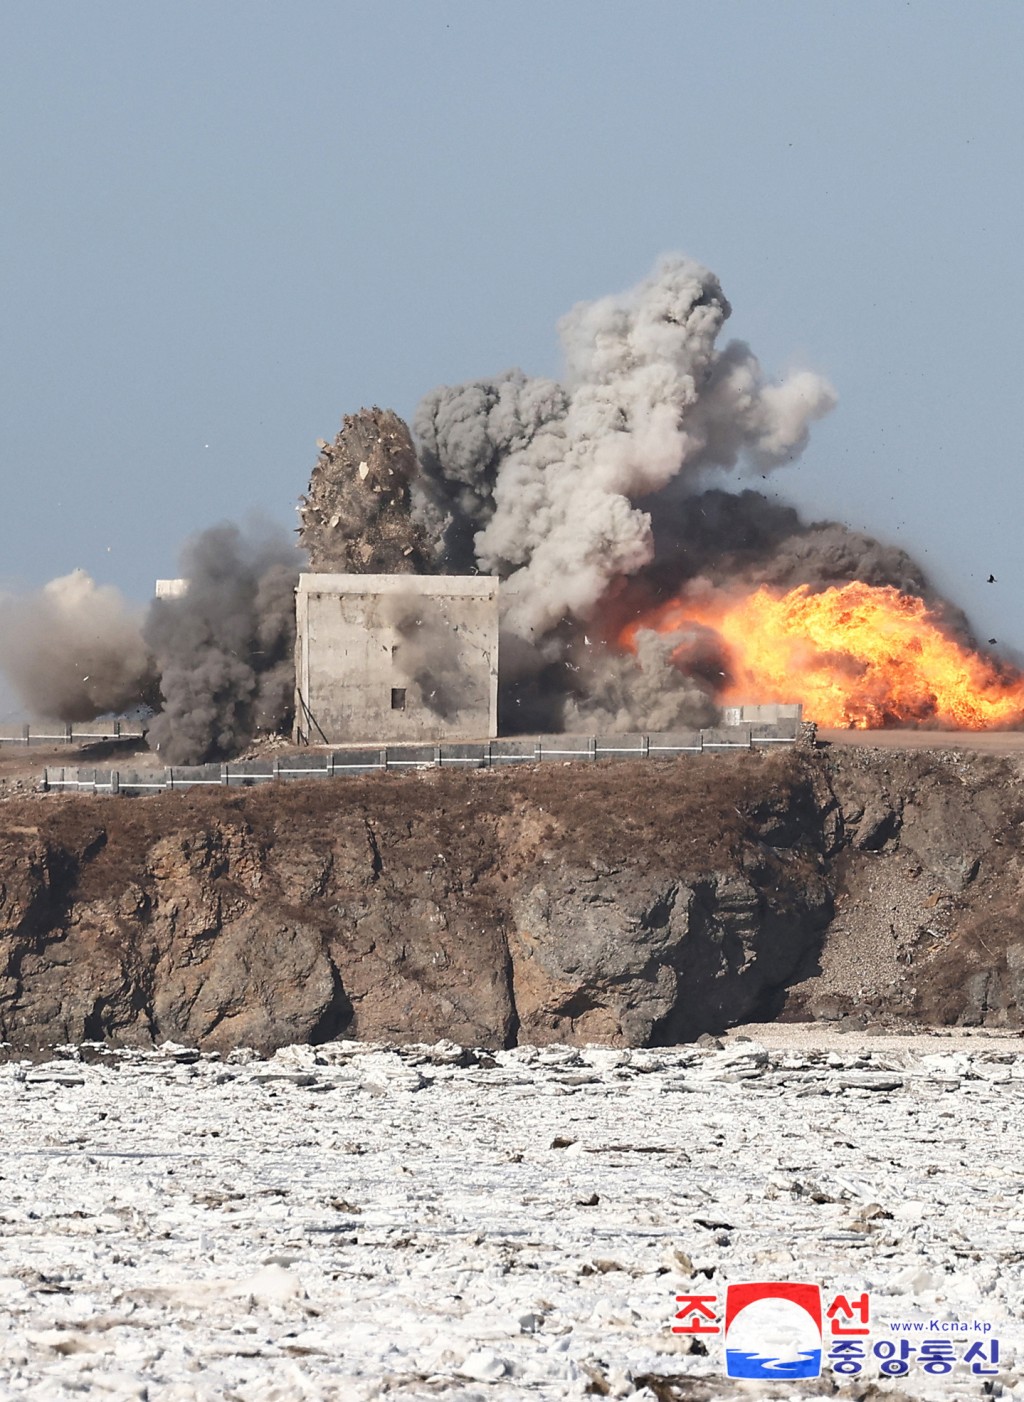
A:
391,687,406,711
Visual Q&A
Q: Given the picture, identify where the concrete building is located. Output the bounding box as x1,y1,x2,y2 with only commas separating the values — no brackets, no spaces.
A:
294,573,499,745
721,702,803,726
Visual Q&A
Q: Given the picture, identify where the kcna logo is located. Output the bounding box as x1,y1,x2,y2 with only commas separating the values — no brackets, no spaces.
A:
673,1282,1001,1380
674,1282,833,1380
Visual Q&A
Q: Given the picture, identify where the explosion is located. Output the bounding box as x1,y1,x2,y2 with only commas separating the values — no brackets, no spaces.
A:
620,581,1024,730
3,253,1017,753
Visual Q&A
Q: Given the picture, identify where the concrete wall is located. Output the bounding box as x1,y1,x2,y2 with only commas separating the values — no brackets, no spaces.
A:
0,720,146,747
721,702,803,726
294,573,499,745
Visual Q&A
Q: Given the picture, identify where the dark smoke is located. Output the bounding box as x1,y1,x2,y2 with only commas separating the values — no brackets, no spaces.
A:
631,487,972,638
415,369,570,572
144,524,300,765
413,255,842,731
1,253,969,751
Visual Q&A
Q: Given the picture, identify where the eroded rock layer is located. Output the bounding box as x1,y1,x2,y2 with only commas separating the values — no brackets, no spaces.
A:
1,745,1023,1052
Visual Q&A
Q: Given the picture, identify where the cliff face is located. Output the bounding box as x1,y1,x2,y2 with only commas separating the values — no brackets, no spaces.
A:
0,752,832,1052
1,744,1023,1053
784,744,1024,1030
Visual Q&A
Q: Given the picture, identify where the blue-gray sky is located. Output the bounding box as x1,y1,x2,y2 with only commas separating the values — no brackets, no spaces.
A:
2,0,1022,718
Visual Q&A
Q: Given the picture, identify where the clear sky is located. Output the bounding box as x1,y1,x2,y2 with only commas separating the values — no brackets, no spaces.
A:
2,0,1022,720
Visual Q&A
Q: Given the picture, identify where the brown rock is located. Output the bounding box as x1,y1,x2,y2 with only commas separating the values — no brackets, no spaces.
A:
7,743,1024,1053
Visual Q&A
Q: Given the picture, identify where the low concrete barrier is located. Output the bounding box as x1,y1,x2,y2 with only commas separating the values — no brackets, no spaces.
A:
0,721,146,747
41,719,801,796
647,731,703,757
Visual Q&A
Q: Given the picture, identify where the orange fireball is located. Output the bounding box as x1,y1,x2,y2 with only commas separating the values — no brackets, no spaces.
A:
620,581,1024,729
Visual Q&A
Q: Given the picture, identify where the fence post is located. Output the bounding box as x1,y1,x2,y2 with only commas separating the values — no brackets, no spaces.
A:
588,736,597,761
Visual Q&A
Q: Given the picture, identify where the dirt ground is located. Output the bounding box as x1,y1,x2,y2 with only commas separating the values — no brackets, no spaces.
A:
817,727,1024,752
0,739,156,797
724,1019,1024,1055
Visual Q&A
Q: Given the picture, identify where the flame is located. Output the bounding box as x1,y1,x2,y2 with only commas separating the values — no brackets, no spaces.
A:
620,581,1024,729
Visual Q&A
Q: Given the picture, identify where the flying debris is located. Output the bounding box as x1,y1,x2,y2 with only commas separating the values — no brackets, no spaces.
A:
299,408,432,574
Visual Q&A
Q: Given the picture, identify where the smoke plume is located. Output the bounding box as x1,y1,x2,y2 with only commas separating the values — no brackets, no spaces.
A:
563,628,722,734
144,524,300,765
415,255,840,731
3,252,978,751
0,571,154,721
0,523,301,762
415,256,836,639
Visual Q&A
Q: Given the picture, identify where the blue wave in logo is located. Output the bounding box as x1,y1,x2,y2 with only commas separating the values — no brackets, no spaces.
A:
726,1349,822,1380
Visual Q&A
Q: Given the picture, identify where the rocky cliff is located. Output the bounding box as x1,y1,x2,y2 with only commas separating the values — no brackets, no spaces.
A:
1,743,1022,1053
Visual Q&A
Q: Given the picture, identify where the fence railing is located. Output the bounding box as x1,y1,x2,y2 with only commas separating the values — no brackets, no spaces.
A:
40,720,802,796
0,721,146,747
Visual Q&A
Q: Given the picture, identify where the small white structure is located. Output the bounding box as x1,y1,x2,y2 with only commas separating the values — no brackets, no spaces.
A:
721,702,803,727
154,579,188,599
294,573,499,745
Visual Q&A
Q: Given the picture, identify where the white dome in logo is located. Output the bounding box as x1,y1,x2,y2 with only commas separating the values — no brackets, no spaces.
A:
727,1298,820,1366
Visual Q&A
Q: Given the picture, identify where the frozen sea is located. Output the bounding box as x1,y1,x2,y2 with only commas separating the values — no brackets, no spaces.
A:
0,1028,1021,1400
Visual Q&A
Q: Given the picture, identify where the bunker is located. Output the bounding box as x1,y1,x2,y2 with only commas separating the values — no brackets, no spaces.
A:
293,573,499,745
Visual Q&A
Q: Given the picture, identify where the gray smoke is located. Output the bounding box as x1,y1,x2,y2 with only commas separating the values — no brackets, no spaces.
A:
379,592,474,722
415,254,837,732
414,369,570,571
563,629,721,734
1,255,960,750
144,524,301,765
415,256,836,639
0,570,154,720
